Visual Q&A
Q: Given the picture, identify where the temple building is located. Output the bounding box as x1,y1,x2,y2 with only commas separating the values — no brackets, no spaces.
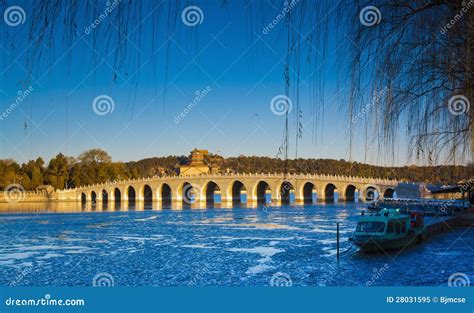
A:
179,149,210,176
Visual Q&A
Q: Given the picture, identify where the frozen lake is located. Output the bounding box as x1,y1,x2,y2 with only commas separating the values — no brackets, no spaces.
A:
0,203,472,287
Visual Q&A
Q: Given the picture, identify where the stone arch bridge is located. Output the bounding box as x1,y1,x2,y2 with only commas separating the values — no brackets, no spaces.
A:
56,173,398,207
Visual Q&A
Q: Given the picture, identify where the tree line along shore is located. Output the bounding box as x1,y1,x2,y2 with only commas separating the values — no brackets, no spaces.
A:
1,149,472,191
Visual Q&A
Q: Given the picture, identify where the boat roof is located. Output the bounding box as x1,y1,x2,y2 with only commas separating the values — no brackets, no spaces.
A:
358,208,408,222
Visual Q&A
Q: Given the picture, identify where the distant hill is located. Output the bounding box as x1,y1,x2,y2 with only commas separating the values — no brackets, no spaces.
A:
126,155,473,185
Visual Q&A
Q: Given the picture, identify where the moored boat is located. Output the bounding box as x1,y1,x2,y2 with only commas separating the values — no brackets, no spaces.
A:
350,208,425,253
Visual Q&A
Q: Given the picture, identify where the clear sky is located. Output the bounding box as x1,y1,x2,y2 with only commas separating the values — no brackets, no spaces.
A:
0,1,409,166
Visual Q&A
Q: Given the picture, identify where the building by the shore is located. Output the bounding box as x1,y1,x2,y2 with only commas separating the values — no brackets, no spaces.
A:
395,182,431,199
395,181,473,202
179,149,210,176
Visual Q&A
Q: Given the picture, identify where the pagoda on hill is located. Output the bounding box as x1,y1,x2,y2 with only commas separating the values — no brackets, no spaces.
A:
179,148,210,175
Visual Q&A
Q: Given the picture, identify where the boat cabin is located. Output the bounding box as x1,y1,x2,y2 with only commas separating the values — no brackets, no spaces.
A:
355,209,411,237
352,208,425,253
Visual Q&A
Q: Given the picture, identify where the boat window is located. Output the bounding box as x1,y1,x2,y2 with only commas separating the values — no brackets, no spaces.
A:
387,221,394,233
356,222,385,233
395,222,401,235
401,222,406,233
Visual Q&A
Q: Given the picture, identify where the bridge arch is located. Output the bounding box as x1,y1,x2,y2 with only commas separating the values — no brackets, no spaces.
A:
344,184,357,202
160,183,172,206
101,189,108,203
80,192,86,204
383,188,394,199
143,184,153,208
203,181,221,206
364,185,380,202
91,191,97,204
127,186,136,205
279,181,295,204
253,181,271,205
180,182,201,205
100,189,108,209
229,180,247,205
324,183,337,203
299,182,316,204
114,187,121,203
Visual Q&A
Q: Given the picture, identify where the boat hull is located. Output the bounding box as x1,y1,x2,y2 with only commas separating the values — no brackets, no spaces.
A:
353,234,422,253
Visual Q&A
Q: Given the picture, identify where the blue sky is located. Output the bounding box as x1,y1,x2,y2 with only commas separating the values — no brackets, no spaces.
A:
0,1,408,165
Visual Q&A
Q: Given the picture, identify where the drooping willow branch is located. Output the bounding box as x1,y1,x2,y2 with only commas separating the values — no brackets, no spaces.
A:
1,0,471,165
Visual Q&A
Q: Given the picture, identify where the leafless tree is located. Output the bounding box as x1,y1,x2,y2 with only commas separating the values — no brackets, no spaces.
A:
344,0,473,165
